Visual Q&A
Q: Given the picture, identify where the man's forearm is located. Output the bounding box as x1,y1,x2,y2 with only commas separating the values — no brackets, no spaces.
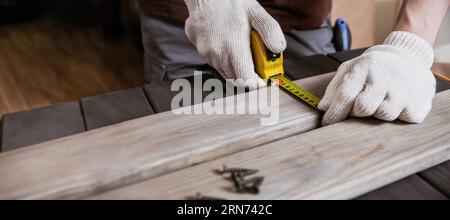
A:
394,0,450,45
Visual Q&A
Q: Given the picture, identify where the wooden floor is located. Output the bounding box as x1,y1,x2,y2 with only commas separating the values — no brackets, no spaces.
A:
0,20,143,116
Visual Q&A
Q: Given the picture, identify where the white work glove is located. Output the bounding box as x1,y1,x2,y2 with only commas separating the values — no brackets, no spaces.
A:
319,31,436,126
184,0,287,90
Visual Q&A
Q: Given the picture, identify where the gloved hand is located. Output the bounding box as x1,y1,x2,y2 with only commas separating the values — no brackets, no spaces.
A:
184,0,287,90
319,31,436,126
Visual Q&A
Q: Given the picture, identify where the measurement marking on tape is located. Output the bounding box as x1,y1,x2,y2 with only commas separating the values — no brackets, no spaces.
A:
271,75,321,109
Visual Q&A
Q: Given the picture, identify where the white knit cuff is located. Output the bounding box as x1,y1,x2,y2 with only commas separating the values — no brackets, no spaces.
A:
184,0,200,12
384,31,435,68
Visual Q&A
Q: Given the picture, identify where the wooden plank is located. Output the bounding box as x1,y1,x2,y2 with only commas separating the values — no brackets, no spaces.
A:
143,74,222,113
91,91,450,200
285,55,341,80
0,118,3,152
0,102,86,152
327,48,368,63
329,49,449,198
81,87,154,130
357,175,447,200
420,161,450,197
436,78,450,93
0,73,335,199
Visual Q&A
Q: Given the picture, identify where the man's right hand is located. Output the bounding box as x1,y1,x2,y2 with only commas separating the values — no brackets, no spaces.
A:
184,0,287,90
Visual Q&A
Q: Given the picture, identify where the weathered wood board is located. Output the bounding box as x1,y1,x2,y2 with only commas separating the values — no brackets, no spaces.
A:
92,91,450,200
420,161,450,197
0,73,335,199
1,102,86,152
81,87,154,130
357,175,447,200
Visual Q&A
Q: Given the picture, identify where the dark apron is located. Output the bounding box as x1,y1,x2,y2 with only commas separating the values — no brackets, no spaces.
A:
141,14,336,84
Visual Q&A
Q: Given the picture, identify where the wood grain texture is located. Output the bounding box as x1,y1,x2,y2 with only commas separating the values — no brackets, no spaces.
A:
0,118,3,151
1,102,86,152
357,175,447,200
0,73,335,199
0,20,143,116
420,161,450,197
92,90,450,200
143,74,220,113
436,77,450,94
81,87,154,130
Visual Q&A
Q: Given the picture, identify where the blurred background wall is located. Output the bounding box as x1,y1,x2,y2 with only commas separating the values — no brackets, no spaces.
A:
333,0,449,62
332,0,401,48
435,10,450,63
332,0,376,49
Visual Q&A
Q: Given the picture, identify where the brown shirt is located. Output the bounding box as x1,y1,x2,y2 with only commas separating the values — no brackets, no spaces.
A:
137,0,332,31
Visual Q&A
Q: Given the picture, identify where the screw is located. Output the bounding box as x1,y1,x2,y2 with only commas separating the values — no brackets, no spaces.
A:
215,165,265,195
233,175,265,195
242,176,265,189
215,165,259,177
230,173,264,195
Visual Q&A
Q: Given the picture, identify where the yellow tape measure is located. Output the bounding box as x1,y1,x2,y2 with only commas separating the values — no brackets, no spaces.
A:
250,30,321,109
271,75,321,108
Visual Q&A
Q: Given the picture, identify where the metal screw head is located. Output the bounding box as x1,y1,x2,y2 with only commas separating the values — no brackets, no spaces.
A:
215,165,264,195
